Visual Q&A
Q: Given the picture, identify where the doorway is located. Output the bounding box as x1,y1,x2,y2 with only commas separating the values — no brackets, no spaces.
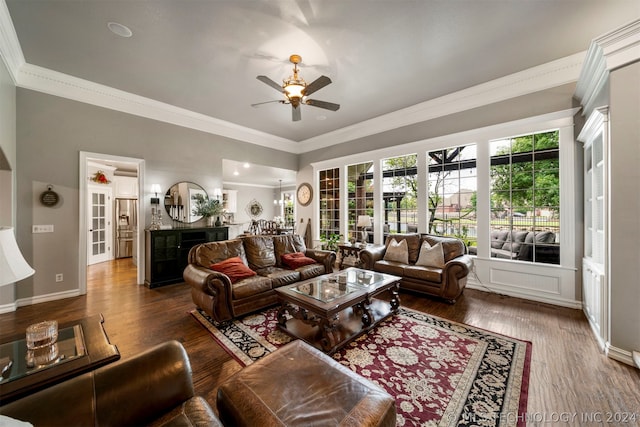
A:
79,152,145,294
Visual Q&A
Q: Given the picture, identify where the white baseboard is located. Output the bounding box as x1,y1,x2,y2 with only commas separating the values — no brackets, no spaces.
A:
0,301,18,314
15,289,82,309
606,344,638,368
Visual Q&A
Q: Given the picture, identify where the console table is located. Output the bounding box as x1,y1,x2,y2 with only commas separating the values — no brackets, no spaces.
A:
0,314,119,404
145,226,228,288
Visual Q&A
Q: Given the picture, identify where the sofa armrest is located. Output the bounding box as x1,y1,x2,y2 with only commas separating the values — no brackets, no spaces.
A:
441,254,474,301
183,264,234,323
360,245,386,270
305,249,337,274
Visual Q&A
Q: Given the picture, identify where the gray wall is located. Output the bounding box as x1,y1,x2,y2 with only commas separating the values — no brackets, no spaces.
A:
608,61,640,353
15,89,297,300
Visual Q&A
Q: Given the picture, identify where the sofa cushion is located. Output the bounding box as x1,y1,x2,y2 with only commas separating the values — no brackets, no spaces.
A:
194,239,247,268
416,241,445,268
383,239,409,263
210,257,256,284
272,235,309,267
501,231,529,253
243,236,277,270
490,230,509,249
384,233,421,263
535,231,556,243
232,275,273,300
421,235,465,262
373,260,406,277
295,263,326,280
254,267,301,288
404,265,442,283
281,252,317,269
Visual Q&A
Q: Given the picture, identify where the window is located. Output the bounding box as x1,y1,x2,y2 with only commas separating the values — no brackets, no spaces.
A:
489,130,560,264
427,144,477,246
381,154,418,235
319,168,340,240
347,162,374,242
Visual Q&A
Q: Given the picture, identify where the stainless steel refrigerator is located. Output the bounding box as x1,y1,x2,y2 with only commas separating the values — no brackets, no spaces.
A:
115,198,137,259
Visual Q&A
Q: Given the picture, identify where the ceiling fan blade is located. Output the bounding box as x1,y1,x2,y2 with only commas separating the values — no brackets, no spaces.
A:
303,75,332,96
256,75,283,92
305,99,340,111
251,100,284,108
292,105,301,121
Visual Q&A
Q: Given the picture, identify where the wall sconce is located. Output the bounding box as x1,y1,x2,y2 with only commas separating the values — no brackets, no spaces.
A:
150,184,161,205
212,188,223,201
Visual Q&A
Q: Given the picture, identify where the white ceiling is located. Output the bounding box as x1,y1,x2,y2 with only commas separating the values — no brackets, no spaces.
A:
3,0,638,150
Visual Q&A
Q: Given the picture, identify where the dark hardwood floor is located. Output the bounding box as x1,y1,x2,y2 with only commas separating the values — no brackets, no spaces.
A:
1,258,639,423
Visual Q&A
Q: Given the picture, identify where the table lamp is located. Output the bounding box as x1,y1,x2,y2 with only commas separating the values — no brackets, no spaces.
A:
0,226,35,288
0,226,36,378
356,215,372,244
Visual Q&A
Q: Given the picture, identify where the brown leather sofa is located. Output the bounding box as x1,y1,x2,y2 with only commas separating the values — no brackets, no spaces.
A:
0,340,221,427
184,234,336,323
360,233,473,303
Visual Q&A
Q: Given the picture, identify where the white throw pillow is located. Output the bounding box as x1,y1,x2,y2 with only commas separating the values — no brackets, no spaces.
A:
416,241,445,268
383,238,409,263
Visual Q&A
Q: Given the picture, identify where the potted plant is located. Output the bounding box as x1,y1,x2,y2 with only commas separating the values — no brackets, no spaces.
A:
192,194,223,226
319,233,342,251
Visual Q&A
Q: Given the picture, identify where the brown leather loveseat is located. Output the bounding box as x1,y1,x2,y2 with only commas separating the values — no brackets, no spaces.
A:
0,340,221,426
360,233,473,303
184,234,336,323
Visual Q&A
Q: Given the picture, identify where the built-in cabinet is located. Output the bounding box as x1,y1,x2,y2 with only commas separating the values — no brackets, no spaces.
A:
144,226,228,288
578,107,609,350
113,176,138,198
222,190,237,213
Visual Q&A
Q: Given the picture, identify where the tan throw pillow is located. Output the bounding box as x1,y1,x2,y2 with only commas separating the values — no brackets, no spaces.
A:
416,241,445,268
383,238,409,263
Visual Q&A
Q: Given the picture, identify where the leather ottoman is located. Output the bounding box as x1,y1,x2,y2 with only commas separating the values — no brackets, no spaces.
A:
216,340,396,427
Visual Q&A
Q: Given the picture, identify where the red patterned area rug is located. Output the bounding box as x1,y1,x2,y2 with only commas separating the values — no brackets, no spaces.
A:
191,307,531,427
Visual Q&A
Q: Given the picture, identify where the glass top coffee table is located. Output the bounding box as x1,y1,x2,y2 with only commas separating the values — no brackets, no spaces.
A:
274,267,401,354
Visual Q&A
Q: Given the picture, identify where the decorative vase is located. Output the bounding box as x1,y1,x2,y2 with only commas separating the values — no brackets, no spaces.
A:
207,216,214,227
215,217,222,227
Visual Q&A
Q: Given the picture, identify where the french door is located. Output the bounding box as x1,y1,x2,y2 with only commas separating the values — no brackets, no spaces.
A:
88,186,113,265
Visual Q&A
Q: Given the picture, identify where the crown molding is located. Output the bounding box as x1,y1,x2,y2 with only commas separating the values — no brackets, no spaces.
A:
575,19,640,115
0,0,24,84
297,52,586,153
16,63,299,152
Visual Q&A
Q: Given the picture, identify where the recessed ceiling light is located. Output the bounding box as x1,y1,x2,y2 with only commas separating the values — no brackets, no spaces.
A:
243,162,250,168
316,115,327,121
107,22,133,38
233,170,239,176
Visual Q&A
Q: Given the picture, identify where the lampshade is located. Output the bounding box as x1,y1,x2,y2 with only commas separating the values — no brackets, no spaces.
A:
150,184,161,195
0,226,35,287
356,215,372,228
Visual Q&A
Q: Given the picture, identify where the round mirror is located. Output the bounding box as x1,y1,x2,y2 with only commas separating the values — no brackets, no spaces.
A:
164,182,208,223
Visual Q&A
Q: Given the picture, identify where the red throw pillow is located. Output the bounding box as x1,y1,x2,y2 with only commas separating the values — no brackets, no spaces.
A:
210,257,256,284
281,252,317,269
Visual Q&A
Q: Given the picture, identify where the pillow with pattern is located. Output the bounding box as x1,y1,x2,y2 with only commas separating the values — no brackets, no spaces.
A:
281,252,317,269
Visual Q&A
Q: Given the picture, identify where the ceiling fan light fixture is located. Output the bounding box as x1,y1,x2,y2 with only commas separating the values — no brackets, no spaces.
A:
283,81,305,100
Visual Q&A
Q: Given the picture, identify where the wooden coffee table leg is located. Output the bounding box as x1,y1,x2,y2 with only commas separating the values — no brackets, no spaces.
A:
319,315,339,352
389,283,401,312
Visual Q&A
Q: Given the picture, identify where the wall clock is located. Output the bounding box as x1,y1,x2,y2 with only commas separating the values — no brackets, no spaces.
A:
297,182,313,207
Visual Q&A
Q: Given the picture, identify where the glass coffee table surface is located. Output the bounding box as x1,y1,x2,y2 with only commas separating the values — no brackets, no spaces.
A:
290,270,388,303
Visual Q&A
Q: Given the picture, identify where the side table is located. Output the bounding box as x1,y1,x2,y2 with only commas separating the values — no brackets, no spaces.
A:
337,243,369,270
0,314,119,404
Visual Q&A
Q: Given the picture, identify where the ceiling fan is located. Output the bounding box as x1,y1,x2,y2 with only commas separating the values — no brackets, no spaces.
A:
252,54,340,121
